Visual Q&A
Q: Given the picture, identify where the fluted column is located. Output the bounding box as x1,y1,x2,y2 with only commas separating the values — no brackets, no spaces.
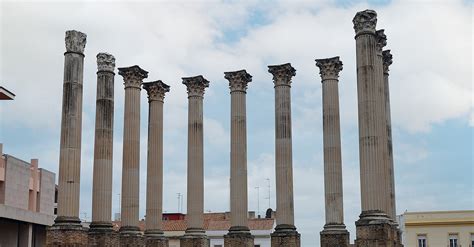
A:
316,57,349,247
143,80,170,246
118,65,148,241
375,29,392,219
353,10,389,216
224,70,254,247
353,9,398,247
268,63,300,247
383,50,396,221
90,53,115,229
182,75,209,235
56,30,87,225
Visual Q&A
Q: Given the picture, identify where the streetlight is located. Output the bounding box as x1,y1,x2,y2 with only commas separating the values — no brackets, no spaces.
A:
255,186,260,217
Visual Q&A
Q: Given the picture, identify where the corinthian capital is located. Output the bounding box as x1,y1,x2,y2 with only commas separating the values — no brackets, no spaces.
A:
182,75,209,97
97,53,115,73
224,69,252,93
382,50,393,74
118,65,149,89
375,29,387,52
315,56,343,81
143,80,170,102
268,63,296,87
353,9,377,36
65,30,87,54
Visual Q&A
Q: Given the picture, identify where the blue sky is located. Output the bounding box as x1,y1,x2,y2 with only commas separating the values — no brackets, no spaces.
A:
0,0,472,246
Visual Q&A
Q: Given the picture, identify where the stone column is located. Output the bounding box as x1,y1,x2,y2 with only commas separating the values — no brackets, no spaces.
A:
47,30,88,247
180,75,210,247
88,53,119,246
118,65,148,246
223,70,254,247
382,50,396,221
143,80,170,247
316,57,349,247
352,9,398,247
268,63,300,247
375,29,393,219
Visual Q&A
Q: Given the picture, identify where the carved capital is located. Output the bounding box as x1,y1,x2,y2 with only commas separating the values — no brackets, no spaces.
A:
182,75,209,97
268,63,296,87
315,56,343,81
375,29,387,52
224,69,252,93
118,65,148,89
96,53,115,73
383,50,393,74
143,80,170,102
65,30,87,54
353,10,377,36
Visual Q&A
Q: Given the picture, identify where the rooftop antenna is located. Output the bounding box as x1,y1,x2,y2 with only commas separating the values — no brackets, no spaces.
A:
255,186,260,217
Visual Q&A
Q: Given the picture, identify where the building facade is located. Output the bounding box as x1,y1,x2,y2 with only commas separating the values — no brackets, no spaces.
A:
0,143,56,247
398,210,474,247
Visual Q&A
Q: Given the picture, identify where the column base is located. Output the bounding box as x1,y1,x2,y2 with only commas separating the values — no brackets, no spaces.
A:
320,224,349,247
145,230,168,247
120,226,145,247
46,216,88,247
355,210,401,247
224,226,254,247
180,228,209,247
88,222,119,247
271,224,301,247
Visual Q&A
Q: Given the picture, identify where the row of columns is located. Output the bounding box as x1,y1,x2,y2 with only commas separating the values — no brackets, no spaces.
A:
51,8,399,245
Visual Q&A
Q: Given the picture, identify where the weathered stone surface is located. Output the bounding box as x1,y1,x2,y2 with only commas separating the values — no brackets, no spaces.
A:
120,232,145,247
180,235,210,247
320,229,349,247
224,231,254,247
88,228,119,247
145,236,169,247
46,224,87,247
355,211,400,247
270,228,300,247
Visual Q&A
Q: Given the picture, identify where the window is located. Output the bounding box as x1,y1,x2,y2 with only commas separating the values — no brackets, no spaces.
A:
214,245,222,247
471,233,474,247
254,245,261,247
449,234,458,247
417,235,427,247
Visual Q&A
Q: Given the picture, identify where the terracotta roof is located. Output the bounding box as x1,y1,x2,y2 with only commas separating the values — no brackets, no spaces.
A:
111,214,274,232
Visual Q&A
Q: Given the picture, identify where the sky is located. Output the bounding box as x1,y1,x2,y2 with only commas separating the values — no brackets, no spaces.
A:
0,0,472,246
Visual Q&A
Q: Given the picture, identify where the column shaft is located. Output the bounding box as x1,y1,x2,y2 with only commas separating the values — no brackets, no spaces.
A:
121,87,141,228
230,91,248,227
383,50,396,220
57,31,86,221
322,79,344,225
91,53,115,225
187,95,204,229
355,32,388,212
274,84,294,226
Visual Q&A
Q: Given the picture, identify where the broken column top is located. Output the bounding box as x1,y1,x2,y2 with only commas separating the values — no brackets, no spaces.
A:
65,30,87,54
268,63,296,87
97,53,116,73
118,65,149,89
182,75,209,97
375,29,387,51
224,69,252,93
315,56,343,81
353,9,377,36
383,50,393,74
143,80,170,102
